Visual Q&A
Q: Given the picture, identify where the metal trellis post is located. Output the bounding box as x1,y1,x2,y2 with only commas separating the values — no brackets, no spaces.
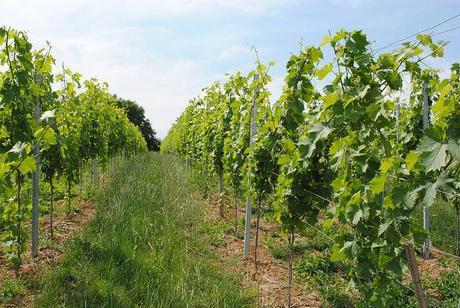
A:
31,73,42,258
422,82,431,260
243,74,259,260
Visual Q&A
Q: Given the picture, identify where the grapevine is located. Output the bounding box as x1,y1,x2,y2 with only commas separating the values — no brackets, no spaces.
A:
162,29,460,306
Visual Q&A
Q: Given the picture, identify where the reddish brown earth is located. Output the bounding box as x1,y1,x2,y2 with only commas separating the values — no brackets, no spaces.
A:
206,193,458,308
206,193,323,307
1,189,456,308
0,198,95,307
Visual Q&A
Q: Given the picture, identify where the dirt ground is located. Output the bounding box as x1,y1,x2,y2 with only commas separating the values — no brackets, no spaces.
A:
0,198,95,307
206,194,323,308
206,193,458,308
1,190,456,308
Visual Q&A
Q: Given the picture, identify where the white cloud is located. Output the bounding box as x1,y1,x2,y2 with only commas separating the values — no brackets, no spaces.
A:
219,44,252,59
1,1,275,137
0,0,287,21
50,29,211,137
0,0,369,138
326,0,366,7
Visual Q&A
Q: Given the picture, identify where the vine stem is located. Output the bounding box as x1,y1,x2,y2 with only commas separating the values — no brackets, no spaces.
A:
287,228,295,308
67,180,71,215
253,197,261,277
456,200,460,257
49,176,54,238
218,170,224,218
79,163,83,193
234,195,238,234
16,171,22,269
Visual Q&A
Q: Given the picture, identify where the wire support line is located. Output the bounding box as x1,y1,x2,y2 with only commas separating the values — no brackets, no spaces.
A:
431,24,460,37
304,221,416,293
305,188,335,205
414,242,460,260
304,221,335,243
374,13,460,53
374,24,460,54
387,174,460,199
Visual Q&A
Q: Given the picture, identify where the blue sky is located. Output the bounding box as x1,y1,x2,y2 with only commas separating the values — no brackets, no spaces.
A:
1,0,459,137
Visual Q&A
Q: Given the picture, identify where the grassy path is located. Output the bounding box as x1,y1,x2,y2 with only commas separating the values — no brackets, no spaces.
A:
37,153,252,307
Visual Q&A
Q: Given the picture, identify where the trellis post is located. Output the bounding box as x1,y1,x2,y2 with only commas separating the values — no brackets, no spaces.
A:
31,73,42,258
243,73,259,260
422,82,431,260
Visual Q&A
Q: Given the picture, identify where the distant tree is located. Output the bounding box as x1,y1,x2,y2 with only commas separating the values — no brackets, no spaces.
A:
115,97,161,151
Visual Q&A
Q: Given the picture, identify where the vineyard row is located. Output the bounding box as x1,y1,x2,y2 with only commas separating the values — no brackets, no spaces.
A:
161,29,460,307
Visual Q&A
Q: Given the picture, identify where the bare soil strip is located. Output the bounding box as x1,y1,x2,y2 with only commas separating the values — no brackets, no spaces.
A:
206,194,322,307
206,193,457,308
0,199,95,307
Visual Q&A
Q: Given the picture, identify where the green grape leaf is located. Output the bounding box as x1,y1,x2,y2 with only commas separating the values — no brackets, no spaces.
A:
417,129,449,172
0,162,9,179
416,34,432,45
410,222,428,243
419,140,447,172
331,243,346,262
323,92,338,107
323,218,334,229
18,156,36,174
378,220,392,236
447,138,460,160
320,35,332,46
369,175,386,195
42,129,57,146
422,173,453,207
315,63,333,80
379,157,394,174
333,29,346,42
352,209,363,225
383,195,393,209
278,154,291,165
405,151,418,171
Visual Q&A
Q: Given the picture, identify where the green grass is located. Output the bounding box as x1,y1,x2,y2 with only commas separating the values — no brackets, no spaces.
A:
413,201,458,255
37,153,252,307
292,222,460,308
0,277,26,302
197,218,233,247
288,222,352,306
